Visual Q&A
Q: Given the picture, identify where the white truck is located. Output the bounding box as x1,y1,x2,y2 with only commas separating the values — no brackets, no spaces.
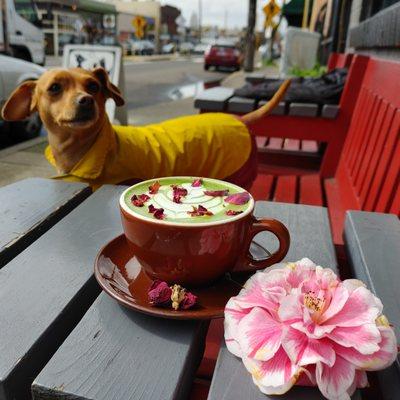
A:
0,0,45,65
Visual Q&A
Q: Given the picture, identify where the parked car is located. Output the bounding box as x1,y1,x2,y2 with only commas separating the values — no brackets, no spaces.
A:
0,55,45,143
204,44,243,71
162,42,175,54
130,40,155,55
179,42,194,54
193,42,209,55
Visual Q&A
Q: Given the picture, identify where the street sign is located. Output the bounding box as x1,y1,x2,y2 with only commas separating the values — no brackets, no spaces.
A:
103,14,115,29
263,0,281,29
132,16,147,39
63,45,127,124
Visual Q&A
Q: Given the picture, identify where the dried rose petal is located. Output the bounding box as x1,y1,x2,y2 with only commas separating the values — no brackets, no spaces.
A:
131,193,150,207
153,208,165,220
225,192,251,205
188,205,213,217
148,204,165,219
149,181,161,194
180,292,197,310
148,280,172,306
191,178,203,187
171,185,188,204
226,210,243,216
204,189,229,197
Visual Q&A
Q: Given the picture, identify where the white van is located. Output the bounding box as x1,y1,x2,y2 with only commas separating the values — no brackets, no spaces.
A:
0,0,45,65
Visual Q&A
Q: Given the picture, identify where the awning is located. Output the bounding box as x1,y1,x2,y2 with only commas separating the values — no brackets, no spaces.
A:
282,0,309,16
78,0,116,15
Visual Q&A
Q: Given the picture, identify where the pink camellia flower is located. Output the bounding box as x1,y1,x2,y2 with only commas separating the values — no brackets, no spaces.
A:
224,258,397,400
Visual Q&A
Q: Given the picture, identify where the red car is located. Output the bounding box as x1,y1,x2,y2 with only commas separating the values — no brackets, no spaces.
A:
204,45,242,71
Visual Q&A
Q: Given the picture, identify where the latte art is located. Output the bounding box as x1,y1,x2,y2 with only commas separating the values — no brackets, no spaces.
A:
152,183,225,219
123,177,254,224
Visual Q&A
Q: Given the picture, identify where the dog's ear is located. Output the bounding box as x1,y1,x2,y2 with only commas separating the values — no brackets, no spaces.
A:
1,81,37,121
92,67,125,107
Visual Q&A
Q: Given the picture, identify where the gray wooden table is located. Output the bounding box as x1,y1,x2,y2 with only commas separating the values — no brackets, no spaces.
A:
0,179,368,400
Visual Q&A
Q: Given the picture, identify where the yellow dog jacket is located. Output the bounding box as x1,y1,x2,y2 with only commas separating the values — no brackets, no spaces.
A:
45,113,252,190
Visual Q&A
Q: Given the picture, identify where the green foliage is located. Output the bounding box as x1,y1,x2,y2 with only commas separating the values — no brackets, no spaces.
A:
263,58,277,67
289,63,328,78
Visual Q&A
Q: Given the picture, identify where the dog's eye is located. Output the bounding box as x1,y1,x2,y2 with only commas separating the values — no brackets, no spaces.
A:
87,81,100,94
48,83,62,94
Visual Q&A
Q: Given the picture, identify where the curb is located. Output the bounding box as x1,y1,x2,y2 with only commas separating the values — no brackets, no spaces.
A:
0,136,47,159
123,54,179,62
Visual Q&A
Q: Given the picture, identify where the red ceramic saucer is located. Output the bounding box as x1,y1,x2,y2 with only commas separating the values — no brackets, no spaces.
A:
94,234,246,320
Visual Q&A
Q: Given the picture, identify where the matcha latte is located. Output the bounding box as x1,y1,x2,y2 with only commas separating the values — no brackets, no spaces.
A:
121,177,254,224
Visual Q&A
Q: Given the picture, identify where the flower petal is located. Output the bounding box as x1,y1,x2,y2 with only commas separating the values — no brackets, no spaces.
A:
335,326,397,371
319,285,349,323
347,370,368,398
225,192,251,205
191,178,203,187
225,210,243,216
237,307,283,361
224,298,248,357
204,189,229,197
323,286,382,327
283,327,336,367
234,271,286,314
316,356,355,400
328,323,381,355
243,347,301,395
149,180,160,194
278,291,303,323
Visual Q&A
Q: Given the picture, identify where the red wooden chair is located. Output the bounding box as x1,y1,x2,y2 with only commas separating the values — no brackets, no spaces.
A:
250,54,369,177
251,55,400,243
255,52,355,166
325,57,400,243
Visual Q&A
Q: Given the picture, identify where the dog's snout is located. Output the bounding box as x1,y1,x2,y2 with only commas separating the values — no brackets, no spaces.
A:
76,95,94,107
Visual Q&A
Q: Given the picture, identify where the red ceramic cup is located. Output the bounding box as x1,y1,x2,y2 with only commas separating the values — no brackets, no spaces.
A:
120,178,290,286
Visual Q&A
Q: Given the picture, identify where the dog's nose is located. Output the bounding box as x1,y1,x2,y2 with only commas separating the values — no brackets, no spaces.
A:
76,95,94,107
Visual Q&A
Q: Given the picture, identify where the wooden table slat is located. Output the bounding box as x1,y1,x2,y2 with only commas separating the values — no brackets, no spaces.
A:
32,295,208,400
209,201,343,400
345,211,400,400
0,178,91,267
194,87,234,111
0,185,125,400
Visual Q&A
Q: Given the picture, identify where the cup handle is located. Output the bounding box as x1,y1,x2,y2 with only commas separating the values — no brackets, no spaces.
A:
233,216,290,273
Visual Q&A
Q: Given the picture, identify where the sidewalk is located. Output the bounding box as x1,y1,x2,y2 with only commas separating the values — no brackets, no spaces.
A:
0,63,278,187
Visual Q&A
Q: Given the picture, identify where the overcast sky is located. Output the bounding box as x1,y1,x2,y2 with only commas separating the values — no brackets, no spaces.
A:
159,0,287,30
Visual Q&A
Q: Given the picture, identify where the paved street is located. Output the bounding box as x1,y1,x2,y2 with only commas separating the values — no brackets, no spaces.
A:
122,57,227,109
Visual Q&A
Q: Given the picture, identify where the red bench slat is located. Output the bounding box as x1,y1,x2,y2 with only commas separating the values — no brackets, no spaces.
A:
351,93,381,181
255,136,267,148
358,103,395,205
364,111,400,211
274,176,297,203
347,90,377,173
389,188,400,216
354,99,387,191
301,140,319,152
265,137,283,150
299,175,324,206
283,138,301,151
375,139,400,213
249,173,274,201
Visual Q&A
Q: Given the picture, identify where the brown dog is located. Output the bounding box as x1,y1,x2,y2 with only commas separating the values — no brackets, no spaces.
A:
1,68,289,189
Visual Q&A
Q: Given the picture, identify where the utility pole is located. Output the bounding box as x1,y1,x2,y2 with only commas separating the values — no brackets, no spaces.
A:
244,0,257,72
198,0,202,42
1,0,10,54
